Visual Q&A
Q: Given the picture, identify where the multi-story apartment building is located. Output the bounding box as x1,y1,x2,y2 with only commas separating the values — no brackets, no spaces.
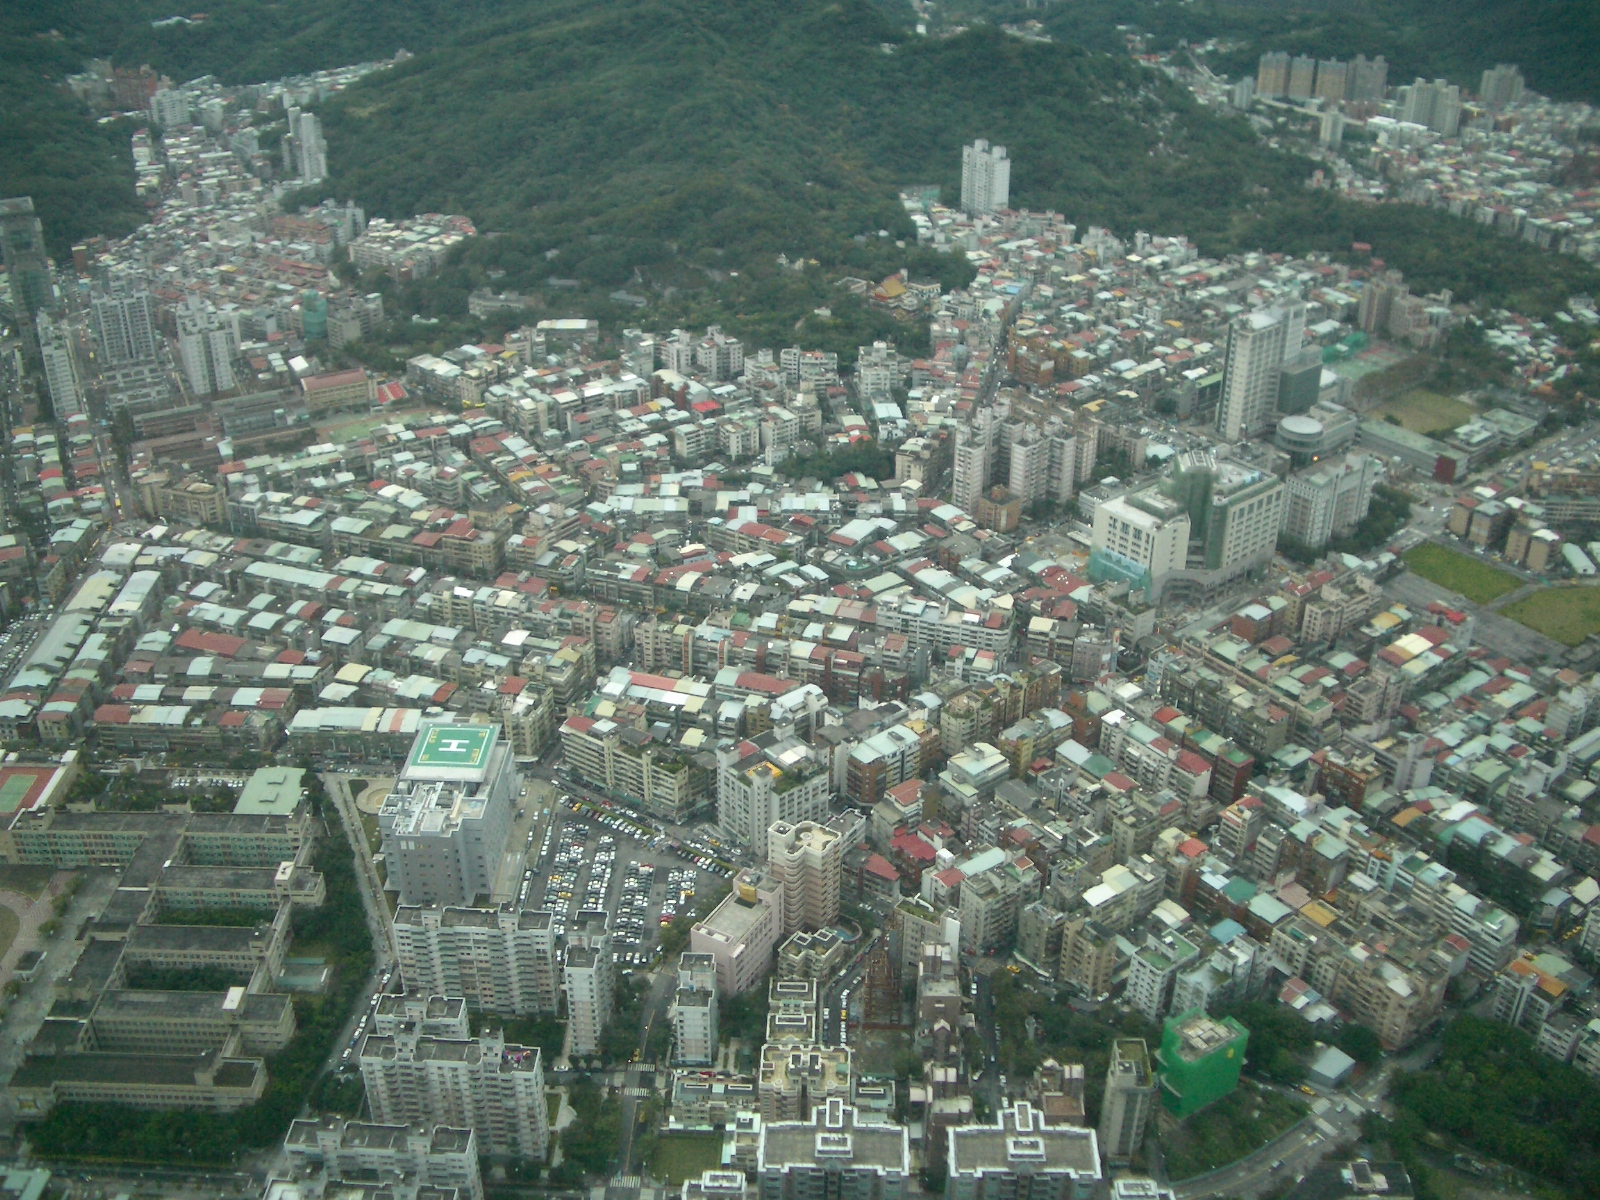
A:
718,733,833,849
672,953,719,1066
948,1102,1101,1200
560,713,708,823
393,905,560,1016
282,1118,483,1200
758,1042,853,1123
766,820,843,938
1098,1039,1155,1166
756,1098,908,1200
564,910,614,1057
359,998,549,1159
960,140,1011,215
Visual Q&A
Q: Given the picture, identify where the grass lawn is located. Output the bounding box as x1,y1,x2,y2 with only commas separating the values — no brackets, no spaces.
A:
1160,1081,1307,1181
1403,544,1522,604
650,1132,725,1185
1373,389,1476,435
1501,586,1600,646
0,865,54,898
0,905,18,961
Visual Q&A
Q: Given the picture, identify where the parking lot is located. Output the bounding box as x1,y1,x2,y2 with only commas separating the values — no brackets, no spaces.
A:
528,801,726,967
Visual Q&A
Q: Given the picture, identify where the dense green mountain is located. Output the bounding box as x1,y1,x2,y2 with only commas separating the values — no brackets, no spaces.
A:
318,2,1305,283
312,0,1599,330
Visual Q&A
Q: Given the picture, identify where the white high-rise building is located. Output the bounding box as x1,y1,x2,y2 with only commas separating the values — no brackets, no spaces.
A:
1090,493,1190,594
766,820,843,939
952,421,990,513
1045,421,1078,504
175,296,239,396
92,288,159,364
1098,1038,1155,1167
1008,425,1050,511
961,139,1011,215
149,88,192,130
563,910,614,1057
378,722,519,908
283,107,329,185
1480,64,1524,110
36,312,84,419
393,905,561,1016
1402,78,1462,136
672,952,719,1065
716,731,832,849
1216,302,1306,441
359,997,549,1160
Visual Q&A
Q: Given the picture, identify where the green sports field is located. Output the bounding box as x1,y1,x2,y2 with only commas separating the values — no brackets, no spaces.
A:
1501,586,1600,646
1403,544,1521,605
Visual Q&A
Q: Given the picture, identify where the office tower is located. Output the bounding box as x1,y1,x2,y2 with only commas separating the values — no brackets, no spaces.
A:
672,952,719,1065
960,139,1011,215
563,910,614,1057
691,869,784,996
1278,344,1323,415
149,88,192,130
717,732,832,849
359,1001,549,1159
1098,1039,1155,1166
1480,64,1525,110
948,1102,1102,1199
766,820,842,939
1216,301,1306,441
393,905,561,1016
756,1098,908,1200
378,723,518,908
36,312,84,420
1256,52,1290,97
1287,56,1317,99
1314,60,1348,104
175,296,240,396
952,421,990,513
1402,78,1461,136
1,196,53,358
92,287,159,364
1349,55,1388,102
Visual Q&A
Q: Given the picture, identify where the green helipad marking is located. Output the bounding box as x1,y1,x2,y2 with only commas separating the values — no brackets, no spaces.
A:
410,725,492,769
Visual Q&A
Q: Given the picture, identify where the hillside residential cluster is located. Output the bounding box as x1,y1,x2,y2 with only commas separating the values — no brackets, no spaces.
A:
1177,52,1600,270
0,21,1593,1200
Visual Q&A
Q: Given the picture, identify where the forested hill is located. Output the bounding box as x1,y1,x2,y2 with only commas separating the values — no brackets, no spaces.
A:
316,0,1306,290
